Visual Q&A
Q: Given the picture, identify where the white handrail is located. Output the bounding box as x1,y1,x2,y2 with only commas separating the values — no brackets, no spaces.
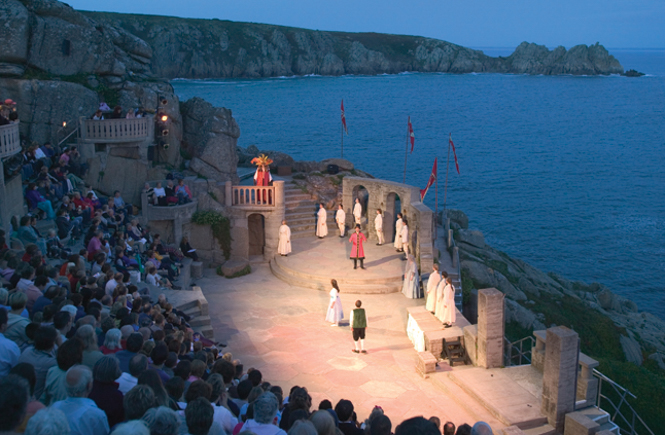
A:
79,116,150,142
0,123,20,158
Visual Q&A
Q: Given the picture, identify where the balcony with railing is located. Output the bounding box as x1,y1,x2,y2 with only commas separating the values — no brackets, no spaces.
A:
79,116,151,143
225,181,284,211
0,122,20,158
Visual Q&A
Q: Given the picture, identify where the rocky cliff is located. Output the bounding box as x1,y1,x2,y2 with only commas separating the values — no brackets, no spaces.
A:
82,12,623,78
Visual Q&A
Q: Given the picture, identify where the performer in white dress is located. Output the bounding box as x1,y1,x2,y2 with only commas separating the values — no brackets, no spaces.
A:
277,220,291,256
434,271,449,321
441,277,456,327
394,213,404,251
374,209,384,245
325,279,344,326
353,198,362,225
316,203,328,238
425,264,441,312
400,218,410,255
401,253,421,299
336,204,346,238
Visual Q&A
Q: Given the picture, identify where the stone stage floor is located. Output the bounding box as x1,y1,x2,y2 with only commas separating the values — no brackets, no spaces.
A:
195,261,507,430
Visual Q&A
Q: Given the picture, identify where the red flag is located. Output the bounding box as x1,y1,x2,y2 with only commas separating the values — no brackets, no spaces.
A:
341,100,348,135
420,158,437,201
449,133,460,174
408,116,415,153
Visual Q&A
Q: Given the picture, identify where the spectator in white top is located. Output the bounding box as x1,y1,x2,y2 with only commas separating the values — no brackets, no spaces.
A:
105,272,124,297
116,353,148,395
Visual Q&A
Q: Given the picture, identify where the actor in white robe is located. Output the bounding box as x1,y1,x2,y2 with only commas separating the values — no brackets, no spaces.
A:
400,221,410,254
374,209,384,245
401,254,421,299
353,198,362,225
316,204,328,238
277,220,291,256
441,277,456,326
394,214,404,251
336,205,346,237
425,264,441,312
434,276,447,321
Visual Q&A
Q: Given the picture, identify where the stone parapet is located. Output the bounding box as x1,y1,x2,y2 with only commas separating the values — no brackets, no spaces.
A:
79,116,152,143
477,288,505,368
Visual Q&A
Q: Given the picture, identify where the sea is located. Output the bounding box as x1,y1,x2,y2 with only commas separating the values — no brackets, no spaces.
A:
172,48,665,319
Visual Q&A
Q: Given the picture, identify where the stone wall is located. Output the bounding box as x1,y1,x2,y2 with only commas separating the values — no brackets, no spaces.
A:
342,176,434,272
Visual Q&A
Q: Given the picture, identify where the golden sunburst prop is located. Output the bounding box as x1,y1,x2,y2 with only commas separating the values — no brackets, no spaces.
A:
250,154,273,167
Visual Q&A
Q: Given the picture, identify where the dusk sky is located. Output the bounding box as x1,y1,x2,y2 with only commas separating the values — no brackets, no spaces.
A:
63,0,665,49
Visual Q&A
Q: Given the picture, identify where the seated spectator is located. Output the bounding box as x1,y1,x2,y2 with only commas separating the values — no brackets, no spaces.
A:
56,207,81,240
113,190,132,218
5,292,31,350
150,342,171,384
443,421,456,435
207,373,238,434
184,396,215,435
117,353,148,394
53,310,72,344
369,414,392,435
153,181,167,206
10,362,46,431
89,355,125,428
0,374,30,434
51,365,110,434
75,324,104,369
100,328,123,354
394,417,440,435
242,392,286,435
176,179,192,205
165,376,186,410
88,230,109,261
116,332,144,373
39,141,56,161
16,215,47,254
471,422,493,435
164,180,178,205
40,339,83,406
115,246,139,271
92,109,104,120
180,236,199,262
124,384,157,421
73,191,93,219
310,410,337,435
46,228,71,259
17,325,58,399
146,265,173,289
0,307,20,376
24,407,71,434
335,399,363,435
32,285,58,317
110,105,123,119
142,406,179,435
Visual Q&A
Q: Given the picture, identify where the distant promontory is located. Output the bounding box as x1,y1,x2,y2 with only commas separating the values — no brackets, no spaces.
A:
82,11,623,79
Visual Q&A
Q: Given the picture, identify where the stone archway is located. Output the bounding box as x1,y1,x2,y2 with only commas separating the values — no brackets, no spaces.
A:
248,213,265,256
352,185,369,227
385,192,401,243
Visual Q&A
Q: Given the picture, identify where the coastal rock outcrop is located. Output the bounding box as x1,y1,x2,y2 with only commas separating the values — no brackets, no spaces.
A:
505,42,623,75
181,97,240,183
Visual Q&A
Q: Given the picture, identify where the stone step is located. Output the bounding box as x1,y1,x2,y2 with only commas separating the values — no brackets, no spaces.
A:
577,406,610,425
285,201,317,210
175,299,201,312
284,192,312,201
193,324,214,339
597,421,619,435
287,205,319,215
291,229,315,239
520,424,557,435
183,306,202,318
270,258,401,292
189,315,211,328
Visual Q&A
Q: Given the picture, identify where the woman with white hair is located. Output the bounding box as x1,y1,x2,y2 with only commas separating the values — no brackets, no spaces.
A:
242,392,286,434
142,406,180,435
24,407,71,435
100,328,122,355
75,324,103,369
111,420,150,435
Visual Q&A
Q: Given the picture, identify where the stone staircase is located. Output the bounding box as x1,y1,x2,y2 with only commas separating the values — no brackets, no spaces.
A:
177,289,214,339
284,183,337,239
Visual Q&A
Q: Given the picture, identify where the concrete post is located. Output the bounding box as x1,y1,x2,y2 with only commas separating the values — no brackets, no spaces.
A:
477,288,505,368
225,181,233,207
541,326,580,433
452,246,459,268
448,229,453,248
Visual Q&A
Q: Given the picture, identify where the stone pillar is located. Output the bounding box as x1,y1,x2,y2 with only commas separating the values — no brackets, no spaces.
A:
541,326,580,433
225,181,233,206
173,216,183,246
477,288,505,368
140,189,149,226
230,213,249,261
264,181,285,261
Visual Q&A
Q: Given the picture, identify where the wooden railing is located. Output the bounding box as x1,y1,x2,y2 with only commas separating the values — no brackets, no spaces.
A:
79,116,150,142
0,123,20,158
232,185,275,207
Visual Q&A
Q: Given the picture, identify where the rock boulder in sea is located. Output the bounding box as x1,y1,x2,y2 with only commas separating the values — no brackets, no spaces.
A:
506,42,623,75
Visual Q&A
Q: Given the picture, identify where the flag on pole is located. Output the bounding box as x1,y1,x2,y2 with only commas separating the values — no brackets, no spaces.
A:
408,116,415,153
420,158,437,201
341,100,348,135
449,133,460,174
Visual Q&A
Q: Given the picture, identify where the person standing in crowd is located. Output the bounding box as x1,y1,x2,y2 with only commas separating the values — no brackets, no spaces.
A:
394,213,404,252
277,220,291,257
374,209,384,246
353,198,362,226
425,264,441,313
325,279,343,327
316,203,328,239
335,204,346,238
350,300,367,354
349,224,367,270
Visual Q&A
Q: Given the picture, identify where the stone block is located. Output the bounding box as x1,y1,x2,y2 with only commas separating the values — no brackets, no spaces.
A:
542,326,580,433
564,412,599,435
417,351,437,375
424,330,448,358
221,259,249,277
501,427,527,435
191,261,204,279
477,288,505,368
463,325,478,366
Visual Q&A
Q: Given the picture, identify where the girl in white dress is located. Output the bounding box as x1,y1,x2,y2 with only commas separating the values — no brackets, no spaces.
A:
394,213,404,251
401,254,421,299
277,220,291,256
325,279,344,326
316,203,328,238
441,277,456,327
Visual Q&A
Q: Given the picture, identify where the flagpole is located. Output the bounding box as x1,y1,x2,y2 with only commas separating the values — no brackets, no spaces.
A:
341,122,344,158
443,134,451,215
435,156,439,221
403,122,409,184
